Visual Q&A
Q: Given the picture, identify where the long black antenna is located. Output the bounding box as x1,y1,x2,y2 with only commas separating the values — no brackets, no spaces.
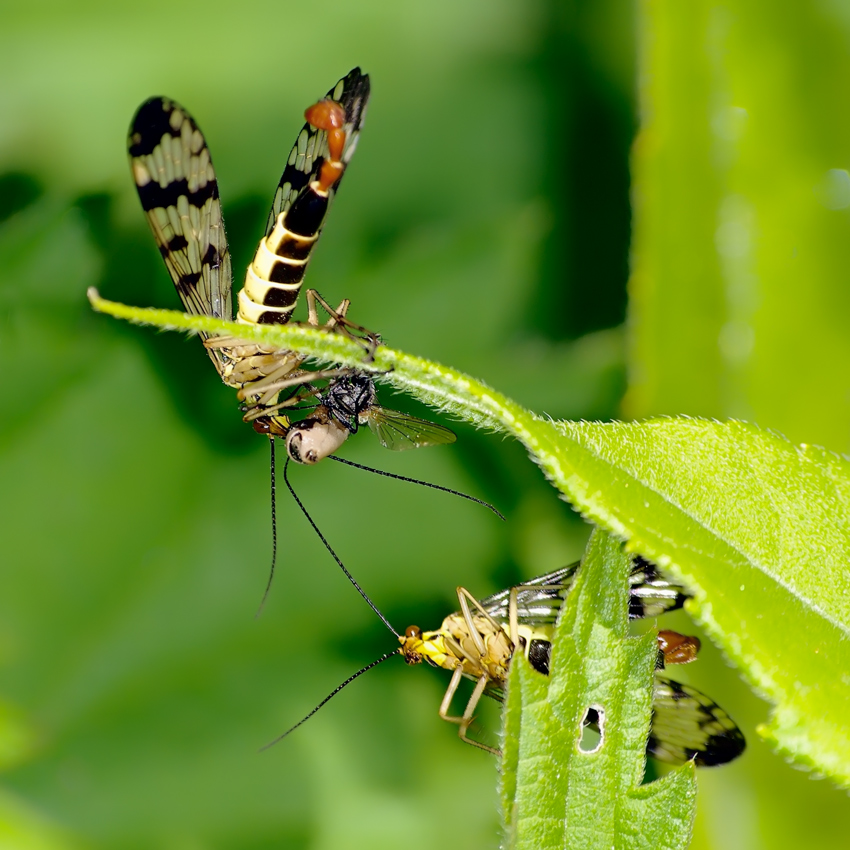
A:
255,437,278,618
260,651,398,751
328,455,505,520
284,459,399,637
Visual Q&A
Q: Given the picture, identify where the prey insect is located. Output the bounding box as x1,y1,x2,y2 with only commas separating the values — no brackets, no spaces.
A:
267,372,457,465
270,556,746,767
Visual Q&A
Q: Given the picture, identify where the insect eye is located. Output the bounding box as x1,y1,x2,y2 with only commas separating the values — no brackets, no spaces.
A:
405,625,422,638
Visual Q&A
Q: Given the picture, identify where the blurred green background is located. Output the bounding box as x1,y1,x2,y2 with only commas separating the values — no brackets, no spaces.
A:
1,1,849,848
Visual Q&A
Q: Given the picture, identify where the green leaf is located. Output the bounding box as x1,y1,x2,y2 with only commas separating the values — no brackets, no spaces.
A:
552,418,850,780
87,292,850,787
501,529,696,850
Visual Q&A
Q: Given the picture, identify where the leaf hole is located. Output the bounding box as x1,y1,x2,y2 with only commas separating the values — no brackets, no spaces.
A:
578,704,605,754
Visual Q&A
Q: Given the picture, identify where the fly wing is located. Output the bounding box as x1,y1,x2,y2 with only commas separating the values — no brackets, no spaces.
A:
128,97,233,361
367,407,457,451
265,67,371,236
649,675,746,766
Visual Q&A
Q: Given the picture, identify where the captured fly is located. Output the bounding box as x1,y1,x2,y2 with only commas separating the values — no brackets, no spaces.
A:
268,373,457,465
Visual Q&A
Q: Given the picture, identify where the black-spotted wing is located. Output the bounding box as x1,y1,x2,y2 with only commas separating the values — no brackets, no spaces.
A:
649,676,746,766
478,557,687,626
128,97,233,371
